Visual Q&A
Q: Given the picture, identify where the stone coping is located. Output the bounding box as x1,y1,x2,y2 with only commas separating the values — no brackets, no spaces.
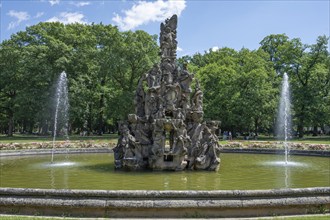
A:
0,187,329,218
0,187,329,198
220,148,330,157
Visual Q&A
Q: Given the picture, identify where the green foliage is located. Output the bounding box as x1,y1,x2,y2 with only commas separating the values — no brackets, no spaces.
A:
260,34,330,137
0,22,159,135
192,47,278,133
0,22,328,137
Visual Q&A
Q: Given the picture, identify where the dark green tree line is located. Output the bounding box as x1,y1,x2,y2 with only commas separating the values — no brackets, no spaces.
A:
260,34,330,137
0,22,328,137
0,22,159,136
181,34,329,137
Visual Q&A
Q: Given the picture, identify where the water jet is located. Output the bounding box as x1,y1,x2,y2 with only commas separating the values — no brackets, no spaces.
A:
276,72,292,165
51,71,69,163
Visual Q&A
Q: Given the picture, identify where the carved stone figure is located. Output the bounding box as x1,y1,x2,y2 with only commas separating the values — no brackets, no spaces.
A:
178,63,194,93
114,122,144,170
172,120,189,156
160,15,178,59
147,64,161,89
191,80,203,112
114,15,221,171
134,76,146,117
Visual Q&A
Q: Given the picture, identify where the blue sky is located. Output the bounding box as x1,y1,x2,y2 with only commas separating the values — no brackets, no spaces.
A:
1,0,329,57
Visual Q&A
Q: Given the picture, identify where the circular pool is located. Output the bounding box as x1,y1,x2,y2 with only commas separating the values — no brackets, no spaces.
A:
1,153,329,190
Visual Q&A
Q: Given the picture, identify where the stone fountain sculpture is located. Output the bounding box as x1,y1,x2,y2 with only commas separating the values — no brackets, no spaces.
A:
114,15,221,171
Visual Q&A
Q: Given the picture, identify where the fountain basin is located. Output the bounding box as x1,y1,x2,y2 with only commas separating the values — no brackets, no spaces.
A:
0,150,329,217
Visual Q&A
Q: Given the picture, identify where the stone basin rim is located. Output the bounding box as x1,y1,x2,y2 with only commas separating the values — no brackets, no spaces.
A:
0,186,329,197
0,187,329,218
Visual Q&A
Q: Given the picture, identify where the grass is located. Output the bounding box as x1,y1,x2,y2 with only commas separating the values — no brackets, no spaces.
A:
0,133,118,144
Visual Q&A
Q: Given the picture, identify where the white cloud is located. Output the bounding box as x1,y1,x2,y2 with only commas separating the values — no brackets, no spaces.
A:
46,12,87,24
112,0,186,31
35,12,45,19
177,46,183,52
49,0,60,6
7,10,30,30
70,1,91,7
211,46,219,52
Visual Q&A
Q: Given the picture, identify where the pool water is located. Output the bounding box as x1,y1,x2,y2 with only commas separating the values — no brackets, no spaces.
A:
0,153,329,190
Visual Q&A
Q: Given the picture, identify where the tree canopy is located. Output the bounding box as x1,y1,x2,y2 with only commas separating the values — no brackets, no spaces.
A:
0,22,329,137
0,22,159,136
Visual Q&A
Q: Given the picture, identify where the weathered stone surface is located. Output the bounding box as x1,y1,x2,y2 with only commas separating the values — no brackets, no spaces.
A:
114,14,221,171
0,187,329,218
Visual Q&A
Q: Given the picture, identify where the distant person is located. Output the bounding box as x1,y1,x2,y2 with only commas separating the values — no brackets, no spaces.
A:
223,131,227,140
228,131,232,140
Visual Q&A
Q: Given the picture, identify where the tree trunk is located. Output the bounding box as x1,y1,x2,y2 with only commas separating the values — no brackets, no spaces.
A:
7,110,14,137
254,118,259,137
41,120,49,136
97,79,105,136
87,103,93,136
22,120,27,134
313,126,318,136
28,122,34,134
297,105,305,138
97,95,104,135
297,123,304,138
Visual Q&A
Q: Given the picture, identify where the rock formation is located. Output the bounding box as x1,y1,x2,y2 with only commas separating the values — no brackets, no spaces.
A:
114,15,221,171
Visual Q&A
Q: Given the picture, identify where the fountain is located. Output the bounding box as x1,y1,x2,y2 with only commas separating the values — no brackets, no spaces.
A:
114,15,221,171
0,15,329,218
275,72,292,164
51,71,69,163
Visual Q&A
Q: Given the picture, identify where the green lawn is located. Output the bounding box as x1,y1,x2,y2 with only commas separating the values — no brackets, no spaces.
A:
0,134,118,144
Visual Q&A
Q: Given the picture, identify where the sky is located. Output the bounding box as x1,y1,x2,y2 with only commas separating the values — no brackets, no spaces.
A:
0,0,329,57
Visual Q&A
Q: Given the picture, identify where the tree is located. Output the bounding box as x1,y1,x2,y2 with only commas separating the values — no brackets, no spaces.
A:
260,34,330,137
234,48,278,134
0,22,159,135
107,30,159,121
0,40,23,136
191,47,278,134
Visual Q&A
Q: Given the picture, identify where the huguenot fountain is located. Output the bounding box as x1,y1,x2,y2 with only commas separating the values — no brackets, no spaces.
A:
0,15,329,218
114,15,221,171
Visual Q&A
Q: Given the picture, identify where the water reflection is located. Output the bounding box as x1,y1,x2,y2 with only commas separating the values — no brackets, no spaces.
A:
261,160,305,188
63,168,68,189
50,168,55,189
284,166,290,188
